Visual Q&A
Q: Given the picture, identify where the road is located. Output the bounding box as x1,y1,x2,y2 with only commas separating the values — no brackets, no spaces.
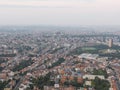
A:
110,66,120,90
13,76,25,90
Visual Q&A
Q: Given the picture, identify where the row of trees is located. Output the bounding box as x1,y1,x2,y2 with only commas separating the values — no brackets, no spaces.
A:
93,69,108,78
0,54,16,57
12,58,34,72
48,58,65,69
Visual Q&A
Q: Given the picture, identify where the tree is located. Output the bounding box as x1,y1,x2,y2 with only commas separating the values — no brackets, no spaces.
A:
32,72,54,90
93,69,108,78
91,77,110,90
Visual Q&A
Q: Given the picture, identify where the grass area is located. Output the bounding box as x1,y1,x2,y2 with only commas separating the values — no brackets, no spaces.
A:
69,44,120,59
69,44,118,55
93,69,108,78
70,46,99,55
81,47,96,51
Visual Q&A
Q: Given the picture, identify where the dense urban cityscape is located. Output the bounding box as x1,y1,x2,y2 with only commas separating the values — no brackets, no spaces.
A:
0,0,120,89
0,26,120,90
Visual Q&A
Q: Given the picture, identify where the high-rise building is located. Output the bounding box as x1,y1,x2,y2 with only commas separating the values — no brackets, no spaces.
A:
108,39,113,48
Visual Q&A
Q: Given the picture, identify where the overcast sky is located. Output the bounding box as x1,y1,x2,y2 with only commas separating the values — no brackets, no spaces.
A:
0,0,120,26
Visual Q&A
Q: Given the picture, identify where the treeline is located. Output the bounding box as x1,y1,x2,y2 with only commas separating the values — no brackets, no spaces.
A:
0,54,16,57
30,72,54,90
12,58,34,72
48,58,65,69
93,69,108,78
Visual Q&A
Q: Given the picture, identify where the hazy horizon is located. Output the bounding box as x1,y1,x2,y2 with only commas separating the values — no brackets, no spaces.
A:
0,25,120,33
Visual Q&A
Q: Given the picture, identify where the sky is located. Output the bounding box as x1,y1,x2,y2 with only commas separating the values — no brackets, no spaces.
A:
0,0,120,26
